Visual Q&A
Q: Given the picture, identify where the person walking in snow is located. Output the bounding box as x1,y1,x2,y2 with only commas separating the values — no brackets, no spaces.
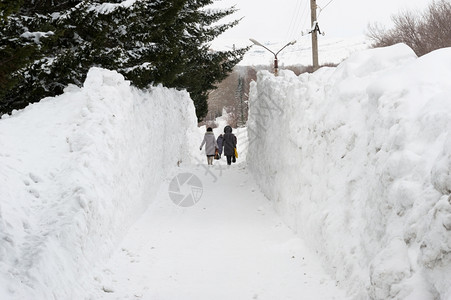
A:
200,127,218,165
216,134,224,159
222,125,237,165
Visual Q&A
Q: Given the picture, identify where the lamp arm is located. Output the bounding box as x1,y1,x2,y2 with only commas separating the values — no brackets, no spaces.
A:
275,43,290,57
259,44,276,57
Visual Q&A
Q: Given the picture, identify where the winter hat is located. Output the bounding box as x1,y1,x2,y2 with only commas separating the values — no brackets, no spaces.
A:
224,125,232,133
207,127,213,132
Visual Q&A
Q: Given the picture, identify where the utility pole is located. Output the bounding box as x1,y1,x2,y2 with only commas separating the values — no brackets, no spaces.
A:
310,0,319,71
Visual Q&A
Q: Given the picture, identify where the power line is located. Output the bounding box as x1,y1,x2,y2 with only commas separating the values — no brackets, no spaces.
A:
285,1,313,41
285,2,298,40
285,0,304,41
297,1,311,38
317,0,336,18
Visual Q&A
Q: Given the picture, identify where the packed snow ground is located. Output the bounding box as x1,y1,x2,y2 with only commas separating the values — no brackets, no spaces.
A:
85,161,348,300
248,44,451,299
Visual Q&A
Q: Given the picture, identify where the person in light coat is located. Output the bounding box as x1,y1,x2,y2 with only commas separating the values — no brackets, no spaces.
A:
200,127,218,165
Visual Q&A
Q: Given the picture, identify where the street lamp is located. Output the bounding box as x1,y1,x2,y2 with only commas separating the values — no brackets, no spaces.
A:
249,38,296,76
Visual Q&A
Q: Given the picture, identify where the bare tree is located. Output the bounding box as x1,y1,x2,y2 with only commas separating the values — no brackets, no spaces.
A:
421,0,451,54
367,0,451,56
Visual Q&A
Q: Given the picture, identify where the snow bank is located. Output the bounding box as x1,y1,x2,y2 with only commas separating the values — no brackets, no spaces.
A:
247,44,451,299
0,68,199,299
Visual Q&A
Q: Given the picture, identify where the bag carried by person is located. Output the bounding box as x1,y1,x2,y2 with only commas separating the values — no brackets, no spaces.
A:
214,148,220,160
232,147,237,163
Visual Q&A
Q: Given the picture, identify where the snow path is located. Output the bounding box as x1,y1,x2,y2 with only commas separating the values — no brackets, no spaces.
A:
87,162,349,300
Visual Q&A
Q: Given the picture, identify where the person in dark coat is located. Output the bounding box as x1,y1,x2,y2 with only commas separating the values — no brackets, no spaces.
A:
222,125,237,165
200,127,218,165
216,134,224,158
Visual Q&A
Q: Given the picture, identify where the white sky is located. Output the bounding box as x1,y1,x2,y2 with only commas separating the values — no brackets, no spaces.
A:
209,0,431,46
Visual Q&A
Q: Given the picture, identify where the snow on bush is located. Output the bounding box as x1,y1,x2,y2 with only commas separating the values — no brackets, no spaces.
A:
0,68,198,299
247,44,451,299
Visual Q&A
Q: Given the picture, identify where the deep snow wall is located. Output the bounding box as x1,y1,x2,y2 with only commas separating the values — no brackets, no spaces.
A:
247,45,451,299
0,68,198,299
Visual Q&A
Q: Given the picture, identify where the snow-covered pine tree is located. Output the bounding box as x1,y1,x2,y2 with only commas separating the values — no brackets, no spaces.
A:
118,0,248,120
0,0,87,112
0,0,45,111
0,0,247,120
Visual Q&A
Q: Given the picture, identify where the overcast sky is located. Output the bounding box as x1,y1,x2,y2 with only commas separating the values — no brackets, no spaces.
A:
209,0,431,46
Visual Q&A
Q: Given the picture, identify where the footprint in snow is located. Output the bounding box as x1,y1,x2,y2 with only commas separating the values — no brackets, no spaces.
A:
28,188,40,198
29,172,41,183
102,286,114,293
